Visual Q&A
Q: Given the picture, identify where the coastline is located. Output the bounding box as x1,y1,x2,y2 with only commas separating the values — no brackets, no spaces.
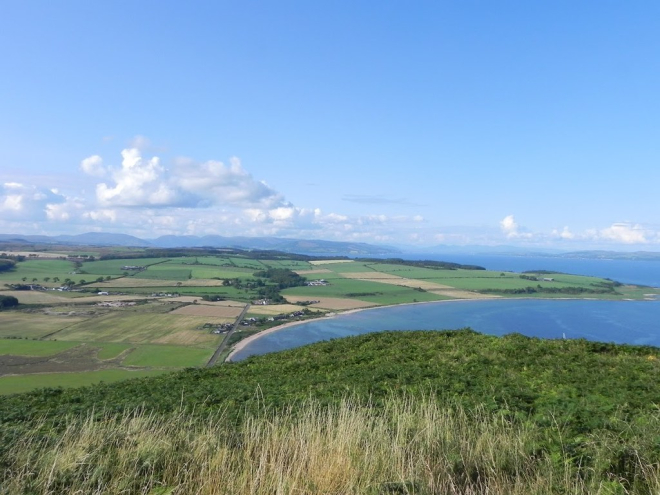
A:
225,295,658,362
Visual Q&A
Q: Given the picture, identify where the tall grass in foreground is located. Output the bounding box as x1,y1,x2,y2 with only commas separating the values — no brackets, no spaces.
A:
3,395,660,494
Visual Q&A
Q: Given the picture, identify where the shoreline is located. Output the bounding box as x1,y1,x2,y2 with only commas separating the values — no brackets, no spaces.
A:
225,295,659,362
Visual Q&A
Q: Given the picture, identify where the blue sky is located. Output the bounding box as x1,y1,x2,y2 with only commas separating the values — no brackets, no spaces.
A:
1,1,659,250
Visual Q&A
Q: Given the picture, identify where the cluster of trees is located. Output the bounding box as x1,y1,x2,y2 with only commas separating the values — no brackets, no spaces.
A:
252,268,307,289
0,259,16,272
0,295,19,309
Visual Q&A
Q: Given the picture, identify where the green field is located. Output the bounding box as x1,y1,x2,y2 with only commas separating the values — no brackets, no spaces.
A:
283,278,449,305
0,339,80,356
0,369,169,395
78,257,171,275
122,345,214,367
0,259,78,284
2,249,659,396
0,313,88,339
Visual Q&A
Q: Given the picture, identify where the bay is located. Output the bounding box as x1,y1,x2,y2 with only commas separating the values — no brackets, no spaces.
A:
230,256,660,361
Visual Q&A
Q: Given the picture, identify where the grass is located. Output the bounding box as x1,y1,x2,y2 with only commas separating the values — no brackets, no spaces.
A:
3,330,660,492
135,266,193,281
94,342,134,359
79,257,171,275
282,278,448,305
121,344,214,367
0,369,169,395
0,339,80,356
189,267,255,279
0,312,88,338
54,312,223,346
4,395,660,494
0,259,78,283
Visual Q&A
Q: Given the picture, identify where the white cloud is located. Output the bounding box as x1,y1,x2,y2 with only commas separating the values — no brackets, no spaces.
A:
499,215,533,239
96,148,180,207
598,222,648,244
80,155,106,177
551,226,574,240
175,156,284,208
0,183,66,221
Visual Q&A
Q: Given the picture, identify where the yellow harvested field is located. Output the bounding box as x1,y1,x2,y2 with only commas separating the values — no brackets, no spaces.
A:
309,260,355,265
179,279,226,287
0,291,149,304
88,279,180,288
2,251,65,258
285,295,374,310
340,272,406,280
429,289,500,299
249,304,313,315
170,305,244,318
294,269,333,275
55,314,227,346
169,297,246,307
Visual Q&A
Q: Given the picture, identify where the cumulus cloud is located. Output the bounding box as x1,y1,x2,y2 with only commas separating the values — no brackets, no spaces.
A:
0,183,66,221
598,222,648,244
80,155,106,177
551,226,574,240
175,156,284,208
94,150,285,210
96,148,180,207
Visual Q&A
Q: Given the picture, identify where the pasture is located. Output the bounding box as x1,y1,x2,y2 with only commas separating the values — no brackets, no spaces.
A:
0,369,168,395
3,249,658,395
54,312,224,346
0,339,80,357
0,312,88,338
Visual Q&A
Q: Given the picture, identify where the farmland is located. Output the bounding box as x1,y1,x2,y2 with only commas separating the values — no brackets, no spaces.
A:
1,246,659,394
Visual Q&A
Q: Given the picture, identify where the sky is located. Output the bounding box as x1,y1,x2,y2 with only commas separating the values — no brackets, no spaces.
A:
1,1,659,250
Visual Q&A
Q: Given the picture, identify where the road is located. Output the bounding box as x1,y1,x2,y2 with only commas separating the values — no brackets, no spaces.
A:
206,303,250,367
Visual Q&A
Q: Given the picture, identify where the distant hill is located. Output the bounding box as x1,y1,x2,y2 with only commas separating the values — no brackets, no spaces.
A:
0,232,399,256
559,250,660,260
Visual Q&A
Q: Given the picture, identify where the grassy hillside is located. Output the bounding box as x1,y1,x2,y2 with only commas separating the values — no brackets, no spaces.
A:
2,329,660,493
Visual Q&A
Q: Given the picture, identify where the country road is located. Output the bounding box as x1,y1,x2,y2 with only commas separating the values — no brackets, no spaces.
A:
206,304,250,367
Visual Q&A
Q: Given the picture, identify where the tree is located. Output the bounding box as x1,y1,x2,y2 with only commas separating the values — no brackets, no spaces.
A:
53,277,60,283
43,277,50,282
21,277,27,282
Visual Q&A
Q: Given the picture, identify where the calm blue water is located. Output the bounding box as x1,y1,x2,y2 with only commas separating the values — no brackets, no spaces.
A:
231,256,660,361
406,254,660,287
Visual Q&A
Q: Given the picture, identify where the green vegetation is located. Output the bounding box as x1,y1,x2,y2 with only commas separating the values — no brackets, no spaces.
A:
121,345,213,367
0,369,168,396
0,339,80,356
1,246,659,397
0,295,18,308
2,330,660,493
0,259,16,272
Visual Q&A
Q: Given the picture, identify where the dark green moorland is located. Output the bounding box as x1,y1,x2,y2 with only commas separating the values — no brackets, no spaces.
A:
2,330,660,493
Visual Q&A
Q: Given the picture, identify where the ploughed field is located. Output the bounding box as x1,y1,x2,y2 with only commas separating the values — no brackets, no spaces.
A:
1,249,658,394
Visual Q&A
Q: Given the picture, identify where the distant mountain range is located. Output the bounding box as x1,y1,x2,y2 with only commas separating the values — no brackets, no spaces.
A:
0,232,399,256
2,232,659,260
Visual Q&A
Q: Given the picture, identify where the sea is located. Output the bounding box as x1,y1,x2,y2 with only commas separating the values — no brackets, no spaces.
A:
230,254,660,361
